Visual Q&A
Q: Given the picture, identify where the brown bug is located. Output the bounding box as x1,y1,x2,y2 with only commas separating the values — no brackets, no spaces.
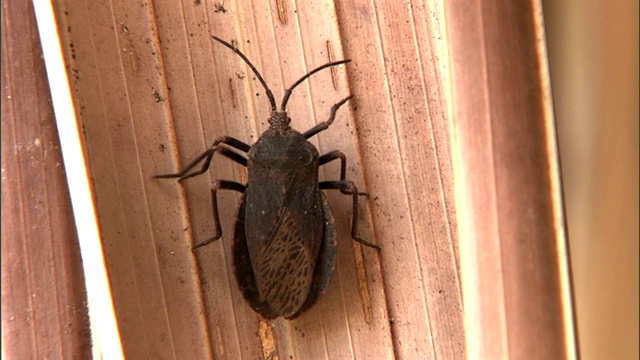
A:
156,36,379,319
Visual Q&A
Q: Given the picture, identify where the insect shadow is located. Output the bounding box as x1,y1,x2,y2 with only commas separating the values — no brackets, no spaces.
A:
156,36,379,320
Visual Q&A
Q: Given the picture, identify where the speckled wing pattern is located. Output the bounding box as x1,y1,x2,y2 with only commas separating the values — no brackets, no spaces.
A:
252,207,316,318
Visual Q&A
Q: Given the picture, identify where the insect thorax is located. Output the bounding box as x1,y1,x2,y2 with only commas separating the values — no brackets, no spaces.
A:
248,127,319,170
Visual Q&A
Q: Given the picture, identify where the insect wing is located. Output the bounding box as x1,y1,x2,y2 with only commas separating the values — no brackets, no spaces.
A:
233,191,336,319
254,180,324,314
288,192,337,318
233,197,275,318
241,153,324,317
251,206,316,317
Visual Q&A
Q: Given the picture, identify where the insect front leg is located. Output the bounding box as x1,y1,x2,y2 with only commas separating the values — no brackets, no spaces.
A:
193,180,246,250
302,95,354,139
155,136,250,181
319,180,380,250
319,150,368,196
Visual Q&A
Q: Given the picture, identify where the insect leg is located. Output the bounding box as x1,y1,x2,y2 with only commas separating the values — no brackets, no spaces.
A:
193,180,246,250
319,180,380,249
302,95,353,139
319,150,346,180
155,136,250,181
319,150,367,196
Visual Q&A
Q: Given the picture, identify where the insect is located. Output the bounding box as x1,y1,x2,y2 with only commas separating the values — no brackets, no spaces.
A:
156,36,379,319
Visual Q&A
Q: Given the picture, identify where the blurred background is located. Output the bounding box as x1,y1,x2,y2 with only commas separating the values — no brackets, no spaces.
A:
542,1,638,359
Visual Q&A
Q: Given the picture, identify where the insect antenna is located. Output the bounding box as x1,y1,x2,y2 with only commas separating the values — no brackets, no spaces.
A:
212,36,277,112
280,59,351,111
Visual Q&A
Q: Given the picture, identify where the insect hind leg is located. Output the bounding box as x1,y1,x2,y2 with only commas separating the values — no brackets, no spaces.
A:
319,180,380,249
193,180,246,250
